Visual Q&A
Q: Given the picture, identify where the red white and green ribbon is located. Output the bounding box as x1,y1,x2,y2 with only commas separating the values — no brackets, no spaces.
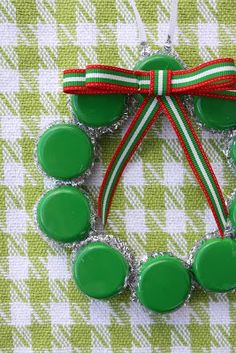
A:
63,58,236,236
98,97,161,225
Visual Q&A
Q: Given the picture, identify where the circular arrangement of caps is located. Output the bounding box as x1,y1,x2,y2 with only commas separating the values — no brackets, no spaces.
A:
36,50,236,314
135,254,191,313
194,96,236,130
72,239,130,299
37,185,92,244
191,237,236,292
229,136,236,168
134,53,184,102
71,93,126,128
37,123,94,180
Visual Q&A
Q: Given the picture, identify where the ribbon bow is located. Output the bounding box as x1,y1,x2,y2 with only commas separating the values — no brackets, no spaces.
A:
63,58,236,236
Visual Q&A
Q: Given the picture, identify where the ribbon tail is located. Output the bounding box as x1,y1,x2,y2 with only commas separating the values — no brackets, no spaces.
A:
158,95,228,236
98,96,162,226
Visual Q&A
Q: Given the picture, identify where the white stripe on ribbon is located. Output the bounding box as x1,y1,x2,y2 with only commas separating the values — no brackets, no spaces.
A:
102,98,158,224
64,76,85,83
158,70,164,96
166,96,226,228
86,72,150,86
172,65,236,84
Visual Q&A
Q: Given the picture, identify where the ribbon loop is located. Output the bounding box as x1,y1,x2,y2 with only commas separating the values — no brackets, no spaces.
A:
63,58,236,99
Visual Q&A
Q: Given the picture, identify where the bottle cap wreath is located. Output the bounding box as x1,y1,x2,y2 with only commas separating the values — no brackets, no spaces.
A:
35,0,236,314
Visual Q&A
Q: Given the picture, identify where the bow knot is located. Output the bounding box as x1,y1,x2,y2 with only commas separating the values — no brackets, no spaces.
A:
63,57,236,237
150,69,170,96
63,58,236,100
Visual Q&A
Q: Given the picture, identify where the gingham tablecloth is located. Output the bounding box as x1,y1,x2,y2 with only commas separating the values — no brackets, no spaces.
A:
0,0,236,352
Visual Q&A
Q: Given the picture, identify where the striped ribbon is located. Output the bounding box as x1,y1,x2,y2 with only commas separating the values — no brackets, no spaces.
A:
63,58,236,236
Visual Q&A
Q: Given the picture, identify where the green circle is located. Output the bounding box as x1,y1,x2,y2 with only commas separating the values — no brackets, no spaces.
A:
194,96,236,130
73,241,129,299
229,136,236,166
37,124,93,180
192,237,236,292
136,255,191,313
37,186,92,244
71,94,126,127
229,195,236,232
134,54,184,103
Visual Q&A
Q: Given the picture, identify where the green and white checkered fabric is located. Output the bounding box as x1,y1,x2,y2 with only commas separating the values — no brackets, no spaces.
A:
1,0,236,352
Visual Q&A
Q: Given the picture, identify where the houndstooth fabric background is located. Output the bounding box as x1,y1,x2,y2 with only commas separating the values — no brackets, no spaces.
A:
1,0,236,352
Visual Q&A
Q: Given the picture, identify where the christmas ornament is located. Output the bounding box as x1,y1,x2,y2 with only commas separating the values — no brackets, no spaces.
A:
35,0,236,314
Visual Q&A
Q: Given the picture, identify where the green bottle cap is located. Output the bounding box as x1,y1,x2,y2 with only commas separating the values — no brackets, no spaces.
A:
37,124,93,180
134,54,184,103
229,195,236,232
73,241,129,299
192,237,236,292
37,186,92,244
71,94,126,127
136,255,191,313
229,136,236,167
194,96,236,130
